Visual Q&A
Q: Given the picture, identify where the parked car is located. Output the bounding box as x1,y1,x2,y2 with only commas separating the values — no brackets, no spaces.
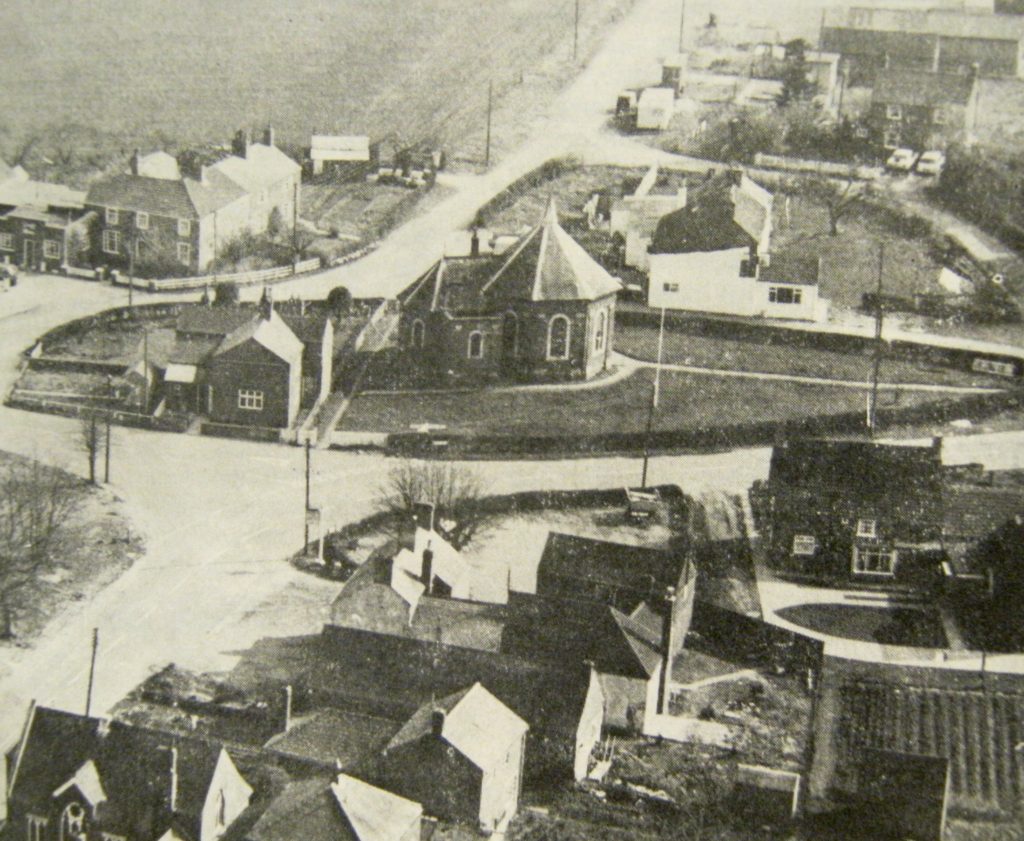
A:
915,150,946,177
885,148,919,173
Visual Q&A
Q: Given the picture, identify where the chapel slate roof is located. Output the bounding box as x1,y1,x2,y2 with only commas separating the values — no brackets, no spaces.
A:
872,69,978,108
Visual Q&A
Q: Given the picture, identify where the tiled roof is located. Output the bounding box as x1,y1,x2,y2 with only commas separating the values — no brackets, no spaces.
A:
872,69,978,107
176,305,259,337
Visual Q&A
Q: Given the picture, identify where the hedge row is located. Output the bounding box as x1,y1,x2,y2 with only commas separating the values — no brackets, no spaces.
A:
383,390,1023,459
473,156,582,227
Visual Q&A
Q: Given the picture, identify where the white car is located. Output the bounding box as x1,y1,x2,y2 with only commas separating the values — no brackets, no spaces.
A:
886,148,919,172
915,150,946,176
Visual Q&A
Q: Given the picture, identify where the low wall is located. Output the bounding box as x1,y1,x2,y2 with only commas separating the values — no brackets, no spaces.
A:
4,394,190,432
111,256,323,292
34,302,188,354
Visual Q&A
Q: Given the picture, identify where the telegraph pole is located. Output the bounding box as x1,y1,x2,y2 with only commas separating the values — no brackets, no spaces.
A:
484,80,493,169
640,307,667,488
142,328,150,413
573,0,580,62
292,180,299,265
303,437,312,551
867,242,885,435
85,628,99,716
678,0,686,53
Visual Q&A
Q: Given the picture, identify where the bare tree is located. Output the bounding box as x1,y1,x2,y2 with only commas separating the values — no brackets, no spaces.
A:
798,177,870,236
377,460,490,549
78,414,103,485
0,459,81,637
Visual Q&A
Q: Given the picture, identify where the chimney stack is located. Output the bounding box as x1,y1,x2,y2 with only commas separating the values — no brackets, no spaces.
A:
656,587,677,715
263,125,276,148
130,149,142,176
422,547,434,594
259,286,273,321
470,229,480,258
232,128,251,159
431,709,446,738
932,436,943,455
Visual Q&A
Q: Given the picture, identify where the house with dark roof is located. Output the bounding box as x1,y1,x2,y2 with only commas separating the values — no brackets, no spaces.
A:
244,774,422,841
5,704,253,841
371,683,528,832
0,165,92,272
764,438,946,587
609,165,688,271
867,66,981,150
398,199,621,385
647,171,826,323
821,5,1024,82
86,129,299,276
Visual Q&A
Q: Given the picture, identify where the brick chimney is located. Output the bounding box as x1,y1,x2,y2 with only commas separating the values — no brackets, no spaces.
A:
259,286,273,321
130,149,142,176
431,709,446,738
232,128,251,159
470,229,480,258
422,546,434,594
263,125,276,148
656,587,677,715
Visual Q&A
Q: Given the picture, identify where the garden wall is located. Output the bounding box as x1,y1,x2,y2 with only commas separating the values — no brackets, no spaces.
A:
5,394,190,433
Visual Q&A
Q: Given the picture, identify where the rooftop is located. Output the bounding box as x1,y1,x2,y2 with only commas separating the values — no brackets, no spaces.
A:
872,68,979,107
822,5,1024,40
263,709,400,770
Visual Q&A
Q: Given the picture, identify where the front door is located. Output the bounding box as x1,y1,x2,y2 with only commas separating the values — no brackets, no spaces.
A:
22,238,35,269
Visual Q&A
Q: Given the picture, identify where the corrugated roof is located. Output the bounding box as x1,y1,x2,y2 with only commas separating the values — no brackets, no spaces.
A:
872,68,978,107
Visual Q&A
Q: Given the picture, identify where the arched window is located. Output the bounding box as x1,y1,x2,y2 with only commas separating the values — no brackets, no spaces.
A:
547,315,570,360
467,331,484,359
410,319,425,349
60,803,85,841
502,312,518,359
594,310,606,352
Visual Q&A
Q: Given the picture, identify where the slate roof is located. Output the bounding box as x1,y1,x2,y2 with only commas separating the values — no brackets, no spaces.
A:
537,532,680,601
942,484,1024,543
87,174,201,219
247,775,420,841
214,310,304,364
649,173,758,255
176,305,260,337
185,168,247,218
263,709,400,770
407,200,620,315
307,626,596,743
760,254,820,287
501,593,662,679
210,143,300,194
8,707,228,841
872,69,978,108
386,683,528,771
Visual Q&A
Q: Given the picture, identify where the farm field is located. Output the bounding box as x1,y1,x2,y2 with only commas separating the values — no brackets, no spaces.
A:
339,367,948,438
0,0,633,172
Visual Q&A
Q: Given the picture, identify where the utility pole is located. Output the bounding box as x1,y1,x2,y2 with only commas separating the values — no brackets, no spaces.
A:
303,437,312,552
484,80,493,169
640,307,667,488
867,242,885,435
573,0,580,63
678,0,686,53
85,628,99,716
292,180,299,267
127,232,135,307
142,328,150,413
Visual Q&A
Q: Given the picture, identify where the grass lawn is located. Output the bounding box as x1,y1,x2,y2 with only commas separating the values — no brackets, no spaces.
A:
615,323,1003,388
777,604,947,649
341,367,949,437
43,314,177,362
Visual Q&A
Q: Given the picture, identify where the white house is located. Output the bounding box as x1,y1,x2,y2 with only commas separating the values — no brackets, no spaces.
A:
610,166,687,271
310,135,371,176
647,171,827,322
636,87,676,131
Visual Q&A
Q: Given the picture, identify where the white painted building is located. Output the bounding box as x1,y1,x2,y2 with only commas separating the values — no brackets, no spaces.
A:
610,165,687,271
647,172,827,322
636,87,676,131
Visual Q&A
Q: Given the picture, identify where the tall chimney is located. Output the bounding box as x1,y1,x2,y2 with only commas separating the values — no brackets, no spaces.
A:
422,547,434,594
656,587,677,715
263,125,276,147
431,709,446,738
130,149,141,176
470,229,480,258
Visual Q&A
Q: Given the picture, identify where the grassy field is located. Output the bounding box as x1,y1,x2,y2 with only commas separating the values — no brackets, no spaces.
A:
777,604,947,648
0,0,633,179
340,367,946,437
616,324,1002,388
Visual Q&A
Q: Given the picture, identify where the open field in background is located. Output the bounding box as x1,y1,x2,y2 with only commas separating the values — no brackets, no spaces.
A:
340,367,944,437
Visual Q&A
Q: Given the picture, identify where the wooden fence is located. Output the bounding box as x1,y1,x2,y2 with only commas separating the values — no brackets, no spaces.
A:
111,256,323,292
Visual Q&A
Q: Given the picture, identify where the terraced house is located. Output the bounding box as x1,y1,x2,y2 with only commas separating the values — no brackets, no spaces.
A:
85,129,299,276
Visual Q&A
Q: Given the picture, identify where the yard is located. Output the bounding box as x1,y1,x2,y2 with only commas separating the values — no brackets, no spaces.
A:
616,322,1004,388
777,604,948,649
340,367,952,439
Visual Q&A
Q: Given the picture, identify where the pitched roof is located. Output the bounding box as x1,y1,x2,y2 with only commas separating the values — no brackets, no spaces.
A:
210,143,300,194
263,709,400,769
872,68,978,107
386,683,528,771
942,484,1024,543
650,173,760,255
823,6,1024,41
331,774,422,841
176,304,259,337
87,174,200,219
0,178,85,210
214,310,303,364
501,593,662,679
760,254,820,286
53,759,107,805
185,168,247,218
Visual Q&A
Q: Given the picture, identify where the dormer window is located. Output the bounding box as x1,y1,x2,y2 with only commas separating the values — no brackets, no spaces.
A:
856,518,877,538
